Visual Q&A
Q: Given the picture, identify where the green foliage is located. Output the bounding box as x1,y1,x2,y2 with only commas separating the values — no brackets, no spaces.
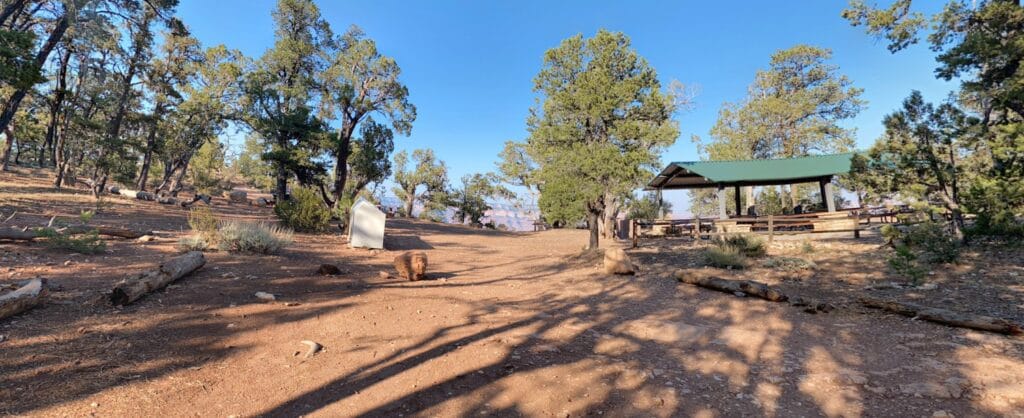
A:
626,192,673,220
189,140,227,195
274,186,331,232
392,149,448,217
888,244,927,285
0,30,45,88
714,233,767,258
763,256,817,271
853,92,971,240
447,173,513,225
235,134,275,191
188,206,220,242
520,30,679,248
801,240,815,254
692,45,862,213
177,235,210,252
36,228,107,255
883,222,960,283
216,221,293,254
704,246,749,269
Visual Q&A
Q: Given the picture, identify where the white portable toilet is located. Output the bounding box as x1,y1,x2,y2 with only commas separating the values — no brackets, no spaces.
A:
349,198,386,249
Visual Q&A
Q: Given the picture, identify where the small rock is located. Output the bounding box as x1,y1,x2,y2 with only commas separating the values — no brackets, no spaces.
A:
63,260,73,266
255,291,276,302
917,283,938,290
733,291,746,297
932,411,954,418
378,271,392,279
0,335,6,343
90,402,98,408
136,235,155,243
227,190,248,204
301,340,323,358
317,263,342,275
255,197,270,207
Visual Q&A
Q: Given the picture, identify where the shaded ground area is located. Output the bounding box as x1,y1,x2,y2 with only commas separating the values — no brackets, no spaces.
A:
2,168,1023,417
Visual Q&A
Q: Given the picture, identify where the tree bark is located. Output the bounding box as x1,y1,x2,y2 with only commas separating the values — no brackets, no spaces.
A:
587,210,600,250
403,188,416,217
0,10,71,146
860,297,1023,336
675,270,789,302
109,251,206,306
0,124,13,171
0,278,46,320
0,0,29,27
331,126,353,208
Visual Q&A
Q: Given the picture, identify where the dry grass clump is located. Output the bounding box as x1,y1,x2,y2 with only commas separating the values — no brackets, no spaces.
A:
216,221,293,254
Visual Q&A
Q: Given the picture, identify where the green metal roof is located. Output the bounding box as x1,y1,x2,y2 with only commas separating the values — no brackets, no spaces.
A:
647,152,855,190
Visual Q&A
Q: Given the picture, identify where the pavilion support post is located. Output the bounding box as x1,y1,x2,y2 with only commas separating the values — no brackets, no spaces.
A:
717,186,728,220
733,186,742,217
820,178,836,213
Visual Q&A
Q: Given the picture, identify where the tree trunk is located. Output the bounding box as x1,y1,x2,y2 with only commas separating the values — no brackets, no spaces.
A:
168,156,190,197
0,10,71,140
744,186,755,216
403,188,416,217
274,156,288,201
602,193,620,239
0,278,46,320
0,0,29,27
109,251,206,306
587,210,600,250
0,124,13,171
41,48,70,168
331,127,353,208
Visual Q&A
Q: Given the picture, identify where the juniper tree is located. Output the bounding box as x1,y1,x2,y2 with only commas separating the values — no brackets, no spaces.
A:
520,30,679,249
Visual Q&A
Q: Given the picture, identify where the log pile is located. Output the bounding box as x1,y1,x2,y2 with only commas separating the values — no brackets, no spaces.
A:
0,278,47,320
109,251,206,305
675,270,788,302
860,297,1023,336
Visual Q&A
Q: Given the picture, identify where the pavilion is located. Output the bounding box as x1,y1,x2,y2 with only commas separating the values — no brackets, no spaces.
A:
646,152,856,220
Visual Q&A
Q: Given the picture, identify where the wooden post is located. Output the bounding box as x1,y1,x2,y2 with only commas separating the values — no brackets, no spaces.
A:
694,217,702,241
733,185,742,217
820,178,836,213
717,186,728,220
853,210,861,239
632,219,638,248
767,215,774,243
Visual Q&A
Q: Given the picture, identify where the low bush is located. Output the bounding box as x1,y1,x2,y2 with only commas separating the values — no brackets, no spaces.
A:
37,228,106,254
763,256,816,271
801,240,815,254
882,221,959,283
217,221,292,254
274,186,331,232
713,233,767,258
177,235,210,252
188,206,219,242
704,245,749,269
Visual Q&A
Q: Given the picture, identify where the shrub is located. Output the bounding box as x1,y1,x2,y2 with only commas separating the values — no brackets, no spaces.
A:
274,186,330,232
217,221,292,254
177,235,210,252
704,246,749,269
37,228,106,254
801,240,815,254
188,206,219,242
714,233,767,258
763,256,816,271
889,244,926,285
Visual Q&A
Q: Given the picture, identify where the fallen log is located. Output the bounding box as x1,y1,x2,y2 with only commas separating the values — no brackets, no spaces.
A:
675,270,788,302
860,297,1023,336
110,251,206,305
0,278,47,320
117,188,155,201
0,225,150,241
0,226,37,241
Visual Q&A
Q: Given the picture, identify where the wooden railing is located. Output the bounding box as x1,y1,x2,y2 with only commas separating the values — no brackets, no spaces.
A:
631,209,882,248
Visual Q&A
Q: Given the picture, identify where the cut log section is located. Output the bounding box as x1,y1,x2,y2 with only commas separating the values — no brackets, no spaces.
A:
675,270,789,302
0,278,47,320
109,251,206,306
117,188,155,201
860,297,1023,336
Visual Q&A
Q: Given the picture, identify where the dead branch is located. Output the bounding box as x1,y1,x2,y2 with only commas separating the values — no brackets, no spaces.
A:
0,278,46,320
675,270,789,302
860,297,1023,336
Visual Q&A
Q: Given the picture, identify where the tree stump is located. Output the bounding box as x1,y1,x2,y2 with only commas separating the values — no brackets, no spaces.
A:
109,251,206,305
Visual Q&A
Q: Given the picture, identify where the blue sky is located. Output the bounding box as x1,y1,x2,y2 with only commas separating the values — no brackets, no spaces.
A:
177,0,955,215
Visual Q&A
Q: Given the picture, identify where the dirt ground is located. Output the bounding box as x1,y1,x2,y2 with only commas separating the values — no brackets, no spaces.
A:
2,167,1024,417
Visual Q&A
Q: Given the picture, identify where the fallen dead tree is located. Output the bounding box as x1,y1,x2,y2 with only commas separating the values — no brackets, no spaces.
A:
116,188,155,201
109,251,206,305
860,297,1023,336
0,278,47,320
0,225,151,241
675,270,789,302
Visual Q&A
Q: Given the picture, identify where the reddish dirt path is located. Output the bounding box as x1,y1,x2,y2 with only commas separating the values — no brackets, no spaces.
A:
2,168,1024,417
